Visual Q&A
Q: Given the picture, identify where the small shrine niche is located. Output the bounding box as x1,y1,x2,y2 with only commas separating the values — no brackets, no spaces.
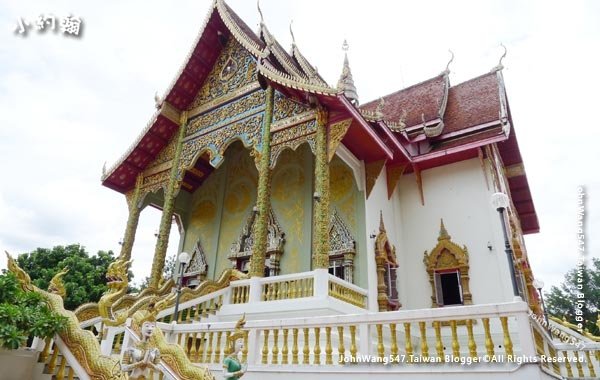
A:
229,208,285,276
181,238,208,288
328,208,356,283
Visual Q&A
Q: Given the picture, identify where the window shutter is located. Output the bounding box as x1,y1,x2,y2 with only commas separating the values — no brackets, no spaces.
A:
455,271,463,303
434,272,443,306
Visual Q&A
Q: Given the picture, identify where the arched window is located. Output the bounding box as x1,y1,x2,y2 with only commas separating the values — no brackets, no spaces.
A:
423,219,472,307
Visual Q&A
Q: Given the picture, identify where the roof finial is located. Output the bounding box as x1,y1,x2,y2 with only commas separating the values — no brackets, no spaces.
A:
444,49,454,74
336,39,359,105
289,20,296,46
154,91,163,109
257,0,265,26
491,43,507,72
375,97,385,118
379,210,386,232
438,218,451,241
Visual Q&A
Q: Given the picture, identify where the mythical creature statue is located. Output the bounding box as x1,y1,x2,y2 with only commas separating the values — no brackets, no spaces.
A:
5,252,128,380
124,298,216,380
223,315,248,380
98,257,132,326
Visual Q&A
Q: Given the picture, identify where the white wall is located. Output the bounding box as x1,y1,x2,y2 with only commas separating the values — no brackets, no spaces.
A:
380,158,516,310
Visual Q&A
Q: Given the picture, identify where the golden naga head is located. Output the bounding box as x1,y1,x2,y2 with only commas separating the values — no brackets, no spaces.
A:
5,251,34,292
226,314,247,353
106,257,131,291
48,267,69,298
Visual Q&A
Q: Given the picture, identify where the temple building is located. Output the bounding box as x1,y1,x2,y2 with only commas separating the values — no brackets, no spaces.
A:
101,0,539,313
15,1,600,379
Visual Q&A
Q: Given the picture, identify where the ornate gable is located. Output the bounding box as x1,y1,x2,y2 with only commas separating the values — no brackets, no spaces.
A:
190,39,258,110
183,238,208,278
329,208,355,256
228,207,285,276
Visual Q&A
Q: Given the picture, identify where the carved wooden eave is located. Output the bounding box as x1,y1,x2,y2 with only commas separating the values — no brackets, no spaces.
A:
365,160,386,199
328,118,352,162
386,164,406,199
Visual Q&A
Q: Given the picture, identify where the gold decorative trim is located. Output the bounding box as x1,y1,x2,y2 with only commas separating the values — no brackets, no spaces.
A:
328,119,352,162
189,82,261,118
374,212,399,311
159,101,181,125
271,111,315,132
423,219,472,307
505,163,525,178
365,160,386,199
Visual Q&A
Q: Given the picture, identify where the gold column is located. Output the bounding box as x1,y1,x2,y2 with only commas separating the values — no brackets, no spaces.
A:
150,111,188,288
312,106,330,269
119,174,143,260
249,85,274,277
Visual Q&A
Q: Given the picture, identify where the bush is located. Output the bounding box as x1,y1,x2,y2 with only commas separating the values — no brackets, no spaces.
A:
0,271,67,350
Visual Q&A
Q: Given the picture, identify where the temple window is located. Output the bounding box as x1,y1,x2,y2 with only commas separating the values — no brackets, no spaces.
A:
328,258,345,280
424,220,472,307
229,207,285,276
434,268,463,306
328,208,356,283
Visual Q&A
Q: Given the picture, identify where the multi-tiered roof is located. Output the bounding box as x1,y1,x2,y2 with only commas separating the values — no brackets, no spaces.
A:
102,0,538,234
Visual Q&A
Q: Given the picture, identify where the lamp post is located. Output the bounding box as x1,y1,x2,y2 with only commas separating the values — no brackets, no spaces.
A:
533,278,549,328
491,192,520,299
172,251,191,323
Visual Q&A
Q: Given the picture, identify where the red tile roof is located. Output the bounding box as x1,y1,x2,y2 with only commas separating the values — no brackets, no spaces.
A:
444,72,501,133
361,74,447,127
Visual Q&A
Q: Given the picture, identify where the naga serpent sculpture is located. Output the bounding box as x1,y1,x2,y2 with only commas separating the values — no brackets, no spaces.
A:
6,251,127,380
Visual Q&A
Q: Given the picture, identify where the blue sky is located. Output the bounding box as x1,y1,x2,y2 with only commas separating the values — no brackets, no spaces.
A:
0,0,598,290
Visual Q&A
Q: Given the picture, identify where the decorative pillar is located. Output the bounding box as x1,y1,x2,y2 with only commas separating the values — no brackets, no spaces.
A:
149,111,188,288
249,85,274,277
312,106,330,269
119,174,143,261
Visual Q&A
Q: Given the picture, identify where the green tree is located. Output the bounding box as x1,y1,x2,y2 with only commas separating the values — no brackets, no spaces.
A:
16,244,117,310
0,271,67,349
545,257,600,335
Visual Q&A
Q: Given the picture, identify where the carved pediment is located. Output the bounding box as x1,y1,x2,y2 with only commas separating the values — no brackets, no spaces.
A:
183,238,208,277
229,207,285,259
329,208,355,256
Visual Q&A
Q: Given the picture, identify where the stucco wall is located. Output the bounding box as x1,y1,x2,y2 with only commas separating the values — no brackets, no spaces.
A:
391,158,515,310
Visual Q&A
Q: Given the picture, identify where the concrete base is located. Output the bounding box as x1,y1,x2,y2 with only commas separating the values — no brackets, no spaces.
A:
0,348,38,380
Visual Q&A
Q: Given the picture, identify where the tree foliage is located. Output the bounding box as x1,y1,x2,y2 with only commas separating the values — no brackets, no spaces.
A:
545,257,600,335
0,271,67,349
16,244,116,310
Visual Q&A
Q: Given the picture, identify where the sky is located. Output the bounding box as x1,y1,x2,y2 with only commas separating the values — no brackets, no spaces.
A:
0,0,598,291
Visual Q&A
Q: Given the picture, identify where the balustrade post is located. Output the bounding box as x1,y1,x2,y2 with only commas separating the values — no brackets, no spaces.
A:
515,308,537,357
100,328,116,356
247,329,259,365
314,269,328,298
358,324,369,356
248,278,262,303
